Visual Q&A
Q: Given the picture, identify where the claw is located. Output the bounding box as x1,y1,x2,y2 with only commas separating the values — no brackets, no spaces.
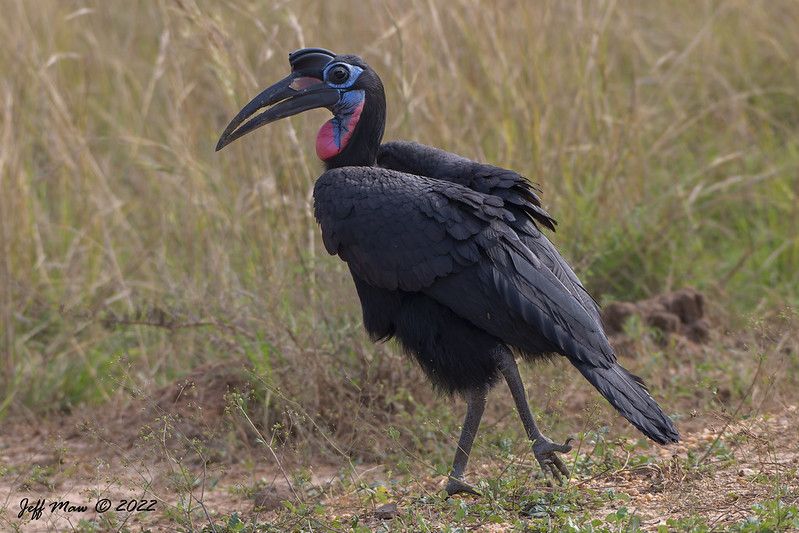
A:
445,476,481,497
532,437,573,483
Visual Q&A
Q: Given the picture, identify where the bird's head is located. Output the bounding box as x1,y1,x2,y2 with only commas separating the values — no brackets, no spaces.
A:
216,48,386,168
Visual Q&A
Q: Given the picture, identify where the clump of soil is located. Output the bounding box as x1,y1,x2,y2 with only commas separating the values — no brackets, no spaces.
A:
602,288,710,343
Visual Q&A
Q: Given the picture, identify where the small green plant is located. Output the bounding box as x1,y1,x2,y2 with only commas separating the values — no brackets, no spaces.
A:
730,499,799,532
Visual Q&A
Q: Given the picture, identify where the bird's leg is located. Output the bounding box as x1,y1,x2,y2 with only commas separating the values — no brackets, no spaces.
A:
494,347,573,482
445,385,488,496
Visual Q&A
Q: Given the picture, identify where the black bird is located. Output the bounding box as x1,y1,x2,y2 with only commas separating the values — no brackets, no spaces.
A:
216,48,679,495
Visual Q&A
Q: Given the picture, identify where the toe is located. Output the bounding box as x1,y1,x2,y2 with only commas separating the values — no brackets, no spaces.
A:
553,439,573,453
553,456,570,478
548,461,563,482
446,477,481,497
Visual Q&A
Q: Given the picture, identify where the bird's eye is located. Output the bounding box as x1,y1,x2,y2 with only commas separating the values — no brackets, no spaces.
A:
328,64,350,84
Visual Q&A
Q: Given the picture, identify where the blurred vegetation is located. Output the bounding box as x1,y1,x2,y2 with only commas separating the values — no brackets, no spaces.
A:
0,0,798,460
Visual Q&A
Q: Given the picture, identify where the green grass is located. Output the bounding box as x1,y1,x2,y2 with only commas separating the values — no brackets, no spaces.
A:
1,0,799,472
182,438,799,532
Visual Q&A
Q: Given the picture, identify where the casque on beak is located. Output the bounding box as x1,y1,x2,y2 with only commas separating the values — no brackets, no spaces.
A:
215,48,338,151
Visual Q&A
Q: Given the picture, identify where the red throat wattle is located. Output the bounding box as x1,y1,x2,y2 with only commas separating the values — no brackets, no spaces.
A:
316,98,365,161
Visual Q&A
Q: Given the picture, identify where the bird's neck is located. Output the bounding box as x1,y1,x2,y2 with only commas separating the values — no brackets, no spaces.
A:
321,90,386,170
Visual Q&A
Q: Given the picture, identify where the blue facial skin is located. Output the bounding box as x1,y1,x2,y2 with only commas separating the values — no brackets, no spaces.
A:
319,62,366,150
323,63,364,89
330,90,365,148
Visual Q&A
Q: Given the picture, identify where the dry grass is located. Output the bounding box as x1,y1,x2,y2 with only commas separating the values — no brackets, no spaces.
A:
1,1,799,529
1,399,797,531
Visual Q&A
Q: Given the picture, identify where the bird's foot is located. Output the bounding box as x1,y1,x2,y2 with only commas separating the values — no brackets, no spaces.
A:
445,476,481,496
532,436,574,483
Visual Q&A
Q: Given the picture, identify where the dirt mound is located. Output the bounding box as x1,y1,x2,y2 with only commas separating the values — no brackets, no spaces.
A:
602,288,710,343
87,359,258,453
145,359,254,440
150,359,254,421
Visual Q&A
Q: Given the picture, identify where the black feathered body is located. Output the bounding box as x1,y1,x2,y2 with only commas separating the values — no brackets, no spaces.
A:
350,275,504,392
314,146,598,390
313,141,678,444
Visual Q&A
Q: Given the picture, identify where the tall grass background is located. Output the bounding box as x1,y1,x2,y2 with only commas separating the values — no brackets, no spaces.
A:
1,0,798,459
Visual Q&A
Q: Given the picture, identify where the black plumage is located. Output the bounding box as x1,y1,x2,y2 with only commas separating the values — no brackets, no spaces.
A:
216,48,679,493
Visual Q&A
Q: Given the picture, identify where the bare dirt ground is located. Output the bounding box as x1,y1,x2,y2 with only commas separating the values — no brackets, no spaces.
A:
2,291,798,531
1,399,797,531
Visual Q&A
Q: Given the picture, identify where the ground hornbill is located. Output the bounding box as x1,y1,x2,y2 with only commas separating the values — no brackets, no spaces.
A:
216,48,679,495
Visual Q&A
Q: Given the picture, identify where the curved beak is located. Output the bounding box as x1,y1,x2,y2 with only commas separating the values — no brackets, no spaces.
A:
215,73,340,151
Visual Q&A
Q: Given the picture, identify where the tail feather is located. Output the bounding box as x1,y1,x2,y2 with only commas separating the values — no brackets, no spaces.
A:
574,362,679,444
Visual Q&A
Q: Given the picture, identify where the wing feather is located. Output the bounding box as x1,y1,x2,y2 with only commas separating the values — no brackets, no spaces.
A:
379,140,601,325
378,141,556,230
314,166,614,367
